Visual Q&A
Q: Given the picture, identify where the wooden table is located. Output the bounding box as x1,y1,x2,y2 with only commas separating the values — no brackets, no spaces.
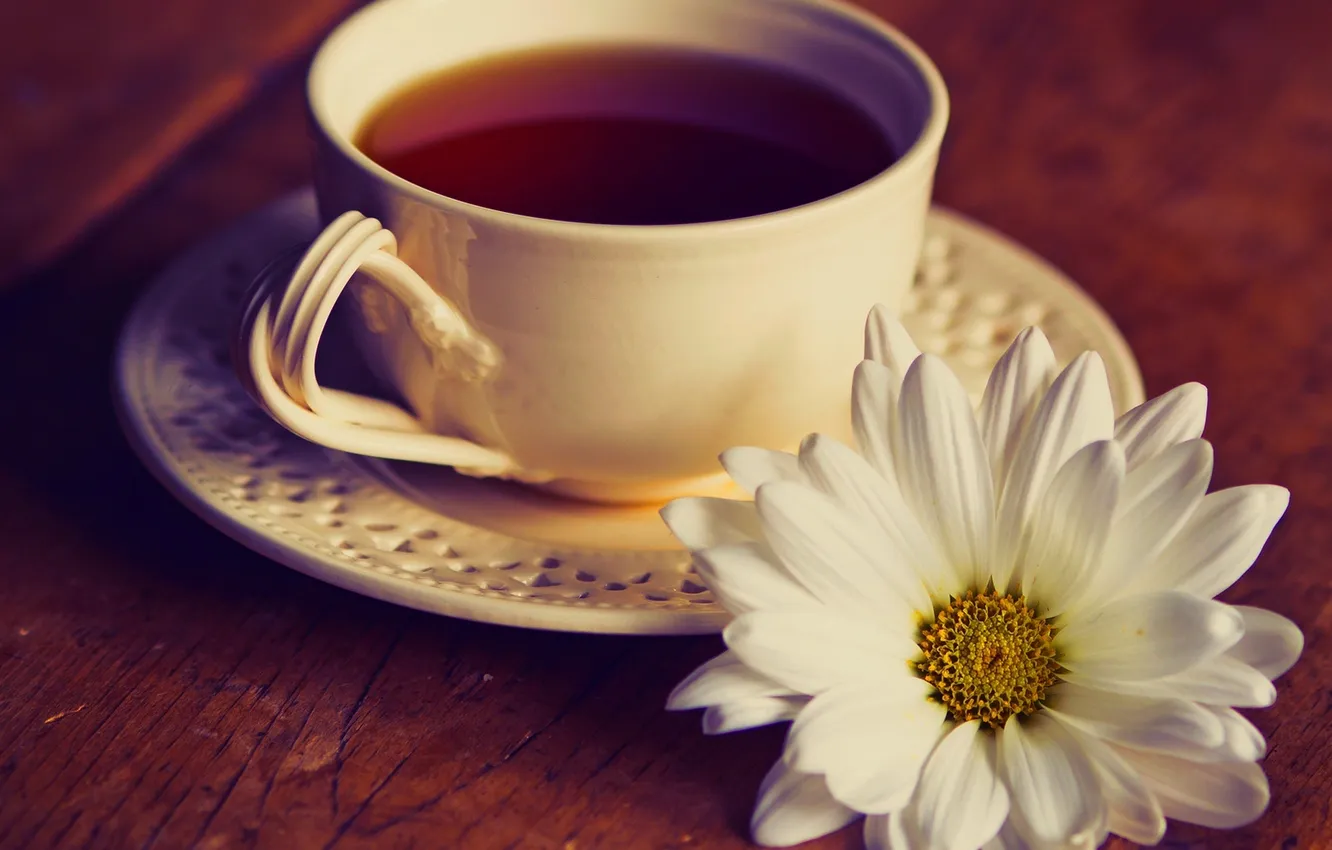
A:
2,1,1329,847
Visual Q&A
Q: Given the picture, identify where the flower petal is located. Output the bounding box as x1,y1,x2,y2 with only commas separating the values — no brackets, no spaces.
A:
1194,706,1267,762
661,496,764,550
1227,605,1304,679
694,542,818,615
1147,485,1289,599
853,360,900,484
980,823,1031,850
785,678,946,814
993,353,1115,587
751,760,860,847
725,610,917,695
897,355,995,589
1047,681,1224,756
1114,654,1277,708
1145,484,1289,599
1114,383,1207,470
865,303,922,377
669,650,809,733
863,813,907,850
704,697,807,735
1058,591,1243,681
999,714,1106,848
899,720,1010,850
797,434,953,603
1094,440,1212,600
755,481,923,622
978,326,1057,494
1114,749,1270,829
1020,440,1124,614
668,650,798,711
722,447,803,496
1054,719,1166,846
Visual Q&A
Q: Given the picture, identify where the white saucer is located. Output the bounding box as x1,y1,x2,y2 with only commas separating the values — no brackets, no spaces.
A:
115,190,1143,635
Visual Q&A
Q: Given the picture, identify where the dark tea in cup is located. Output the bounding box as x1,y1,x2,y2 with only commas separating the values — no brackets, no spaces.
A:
354,45,898,225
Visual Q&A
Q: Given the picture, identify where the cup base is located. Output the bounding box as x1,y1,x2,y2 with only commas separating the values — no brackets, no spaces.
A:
531,469,740,506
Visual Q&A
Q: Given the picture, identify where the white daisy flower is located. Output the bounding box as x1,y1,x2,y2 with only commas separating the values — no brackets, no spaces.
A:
662,306,1302,850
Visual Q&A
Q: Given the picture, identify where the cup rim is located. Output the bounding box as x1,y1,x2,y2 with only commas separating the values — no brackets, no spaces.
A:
308,0,949,240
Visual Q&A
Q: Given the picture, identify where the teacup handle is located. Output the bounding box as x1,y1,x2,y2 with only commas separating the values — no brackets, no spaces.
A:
235,211,525,479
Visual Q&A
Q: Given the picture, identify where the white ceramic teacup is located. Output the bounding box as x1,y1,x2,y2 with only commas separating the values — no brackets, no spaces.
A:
237,0,948,504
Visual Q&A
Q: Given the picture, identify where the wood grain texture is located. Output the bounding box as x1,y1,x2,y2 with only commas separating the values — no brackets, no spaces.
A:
0,1,1329,848
0,0,358,290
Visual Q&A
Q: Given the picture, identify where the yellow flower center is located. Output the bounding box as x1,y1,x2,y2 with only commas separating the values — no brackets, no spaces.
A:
915,590,1060,729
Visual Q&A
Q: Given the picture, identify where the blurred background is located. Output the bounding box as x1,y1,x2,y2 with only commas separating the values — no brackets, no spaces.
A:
0,1,1328,848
